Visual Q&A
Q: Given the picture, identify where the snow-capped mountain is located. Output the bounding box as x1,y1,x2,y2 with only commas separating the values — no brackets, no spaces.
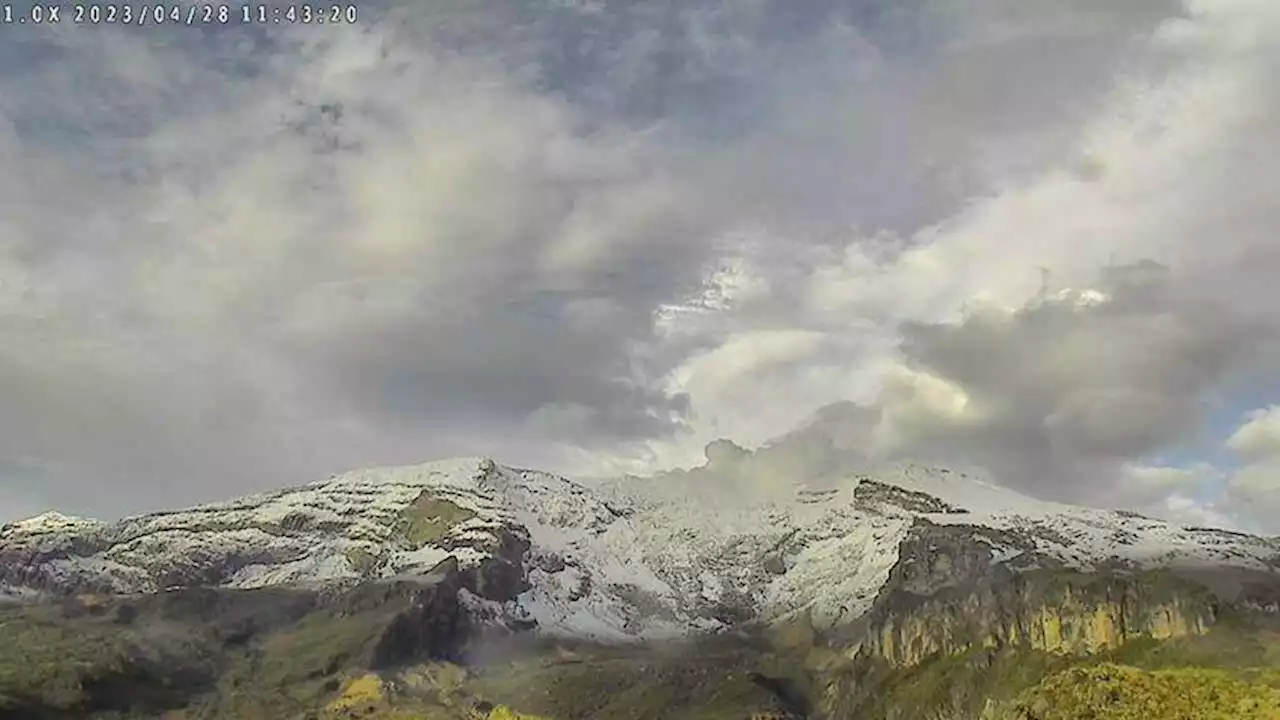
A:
3,456,1278,641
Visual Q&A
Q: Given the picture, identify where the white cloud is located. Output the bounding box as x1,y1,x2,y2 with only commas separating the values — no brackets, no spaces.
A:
1226,406,1280,459
1119,463,1222,509
1224,406,1280,530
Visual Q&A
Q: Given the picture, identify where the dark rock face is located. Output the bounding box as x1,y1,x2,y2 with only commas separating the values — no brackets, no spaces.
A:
464,556,527,603
749,672,812,719
853,480,968,515
348,559,470,667
531,550,567,574
884,522,1021,596
0,531,111,596
452,525,532,603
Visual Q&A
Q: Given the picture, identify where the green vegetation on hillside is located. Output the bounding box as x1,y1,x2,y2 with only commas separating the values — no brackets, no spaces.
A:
0,599,218,716
1006,664,1280,720
397,495,478,546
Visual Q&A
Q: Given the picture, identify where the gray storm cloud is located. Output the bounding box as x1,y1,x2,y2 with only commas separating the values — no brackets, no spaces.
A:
0,0,1277,528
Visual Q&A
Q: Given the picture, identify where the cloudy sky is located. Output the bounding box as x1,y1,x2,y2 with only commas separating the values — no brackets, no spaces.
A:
0,0,1277,531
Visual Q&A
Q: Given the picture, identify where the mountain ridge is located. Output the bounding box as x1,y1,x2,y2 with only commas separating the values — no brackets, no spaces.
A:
4,455,1280,719
4,455,1278,637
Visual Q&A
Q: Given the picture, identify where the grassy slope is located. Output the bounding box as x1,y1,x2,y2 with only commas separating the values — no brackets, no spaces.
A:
0,601,221,718
1005,664,1280,720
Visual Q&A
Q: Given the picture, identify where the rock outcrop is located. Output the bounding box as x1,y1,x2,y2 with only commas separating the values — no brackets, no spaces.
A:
852,522,1217,667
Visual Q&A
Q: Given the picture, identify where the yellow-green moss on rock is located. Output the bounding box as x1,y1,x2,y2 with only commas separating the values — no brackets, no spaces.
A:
1008,663,1280,720
397,494,478,545
865,571,1216,669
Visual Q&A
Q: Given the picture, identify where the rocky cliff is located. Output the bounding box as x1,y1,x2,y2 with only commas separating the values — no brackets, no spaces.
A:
856,522,1219,667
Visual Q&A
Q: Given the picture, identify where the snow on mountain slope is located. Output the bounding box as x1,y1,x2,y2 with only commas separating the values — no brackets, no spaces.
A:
875,463,1280,572
2,457,1279,641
